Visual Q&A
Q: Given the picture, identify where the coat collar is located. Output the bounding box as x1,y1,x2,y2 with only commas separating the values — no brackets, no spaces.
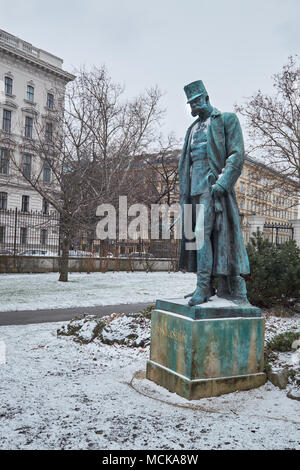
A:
211,107,221,118
190,107,221,128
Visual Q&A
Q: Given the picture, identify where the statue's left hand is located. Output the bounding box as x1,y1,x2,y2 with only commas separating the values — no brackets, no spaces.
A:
211,183,225,197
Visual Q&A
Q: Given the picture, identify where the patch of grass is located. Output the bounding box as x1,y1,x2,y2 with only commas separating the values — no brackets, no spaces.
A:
92,319,106,340
57,324,82,337
266,331,300,353
57,316,106,343
264,330,300,372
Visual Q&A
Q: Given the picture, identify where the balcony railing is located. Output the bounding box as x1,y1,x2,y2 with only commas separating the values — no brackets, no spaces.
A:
0,30,39,59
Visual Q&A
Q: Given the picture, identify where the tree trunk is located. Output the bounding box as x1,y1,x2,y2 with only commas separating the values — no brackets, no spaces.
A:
59,234,70,282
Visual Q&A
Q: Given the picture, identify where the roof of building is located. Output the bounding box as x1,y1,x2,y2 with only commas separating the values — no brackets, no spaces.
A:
244,155,299,187
0,29,75,83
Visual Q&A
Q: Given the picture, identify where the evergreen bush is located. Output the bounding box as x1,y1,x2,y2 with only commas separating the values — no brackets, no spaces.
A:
245,231,300,308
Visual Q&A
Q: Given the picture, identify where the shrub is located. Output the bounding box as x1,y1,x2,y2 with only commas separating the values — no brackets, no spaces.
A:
266,331,300,353
264,330,300,372
245,232,300,308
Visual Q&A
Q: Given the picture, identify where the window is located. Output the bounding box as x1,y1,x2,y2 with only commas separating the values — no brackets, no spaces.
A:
20,227,27,245
45,122,53,141
42,198,49,214
0,226,5,243
43,160,51,182
0,192,7,210
4,76,13,95
2,109,11,133
22,154,32,179
21,195,29,212
40,229,48,246
0,149,9,174
24,116,33,139
26,85,34,102
47,93,54,110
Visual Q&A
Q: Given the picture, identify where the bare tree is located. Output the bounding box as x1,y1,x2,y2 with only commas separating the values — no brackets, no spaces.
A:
70,66,165,205
11,66,167,281
144,139,180,206
128,135,180,208
236,56,300,205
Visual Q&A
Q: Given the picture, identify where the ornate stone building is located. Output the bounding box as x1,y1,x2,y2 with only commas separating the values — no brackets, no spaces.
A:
140,151,299,251
235,156,299,244
0,29,74,251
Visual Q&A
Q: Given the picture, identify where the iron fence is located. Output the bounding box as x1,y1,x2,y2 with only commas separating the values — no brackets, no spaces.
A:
263,223,294,245
0,208,60,255
1,209,294,259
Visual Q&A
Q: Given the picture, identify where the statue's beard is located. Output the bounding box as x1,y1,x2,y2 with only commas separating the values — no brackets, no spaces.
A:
191,104,211,120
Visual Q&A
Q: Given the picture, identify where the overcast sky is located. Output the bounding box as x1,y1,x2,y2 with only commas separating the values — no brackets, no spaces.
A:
1,0,299,142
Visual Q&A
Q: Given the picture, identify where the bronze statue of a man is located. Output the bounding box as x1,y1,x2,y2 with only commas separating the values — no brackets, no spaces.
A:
178,80,250,306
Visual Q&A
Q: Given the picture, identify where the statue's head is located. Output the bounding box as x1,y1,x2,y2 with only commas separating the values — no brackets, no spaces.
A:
184,80,212,118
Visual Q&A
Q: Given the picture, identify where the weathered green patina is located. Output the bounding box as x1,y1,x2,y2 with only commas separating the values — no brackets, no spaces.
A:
146,300,266,399
179,80,250,306
156,298,261,320
145,81,266,400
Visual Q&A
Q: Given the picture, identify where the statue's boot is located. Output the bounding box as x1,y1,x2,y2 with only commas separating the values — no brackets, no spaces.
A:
230,276,249,303
188,286,209,306
185,283,215,300
188,274,211,306
184,290,195,299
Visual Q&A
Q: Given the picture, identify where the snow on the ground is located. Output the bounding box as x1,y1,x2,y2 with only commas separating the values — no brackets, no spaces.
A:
0,316,300,450
265,314,300,342
0,272,197,312
101,314,151,348
57,313,151,348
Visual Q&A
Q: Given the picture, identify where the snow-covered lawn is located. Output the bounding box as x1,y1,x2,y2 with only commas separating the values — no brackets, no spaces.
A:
0,271,299,449
0,272,196,312
0,315,299,450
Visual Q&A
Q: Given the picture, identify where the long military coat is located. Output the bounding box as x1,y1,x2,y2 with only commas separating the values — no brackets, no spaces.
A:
178,108,250,276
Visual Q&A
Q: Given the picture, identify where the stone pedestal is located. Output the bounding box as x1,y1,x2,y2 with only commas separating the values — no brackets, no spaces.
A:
146,297,266,400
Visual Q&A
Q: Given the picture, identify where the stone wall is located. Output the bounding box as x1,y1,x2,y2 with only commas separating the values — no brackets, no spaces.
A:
0,256,178,274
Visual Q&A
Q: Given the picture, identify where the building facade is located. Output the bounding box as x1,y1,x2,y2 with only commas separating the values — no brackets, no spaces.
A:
236,156,299,244
0,29,74,252
117,152,299,256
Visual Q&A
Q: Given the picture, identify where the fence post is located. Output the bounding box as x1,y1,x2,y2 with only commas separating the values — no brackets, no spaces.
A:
13,207,17,256
247,215,265,238
275,226,279,246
